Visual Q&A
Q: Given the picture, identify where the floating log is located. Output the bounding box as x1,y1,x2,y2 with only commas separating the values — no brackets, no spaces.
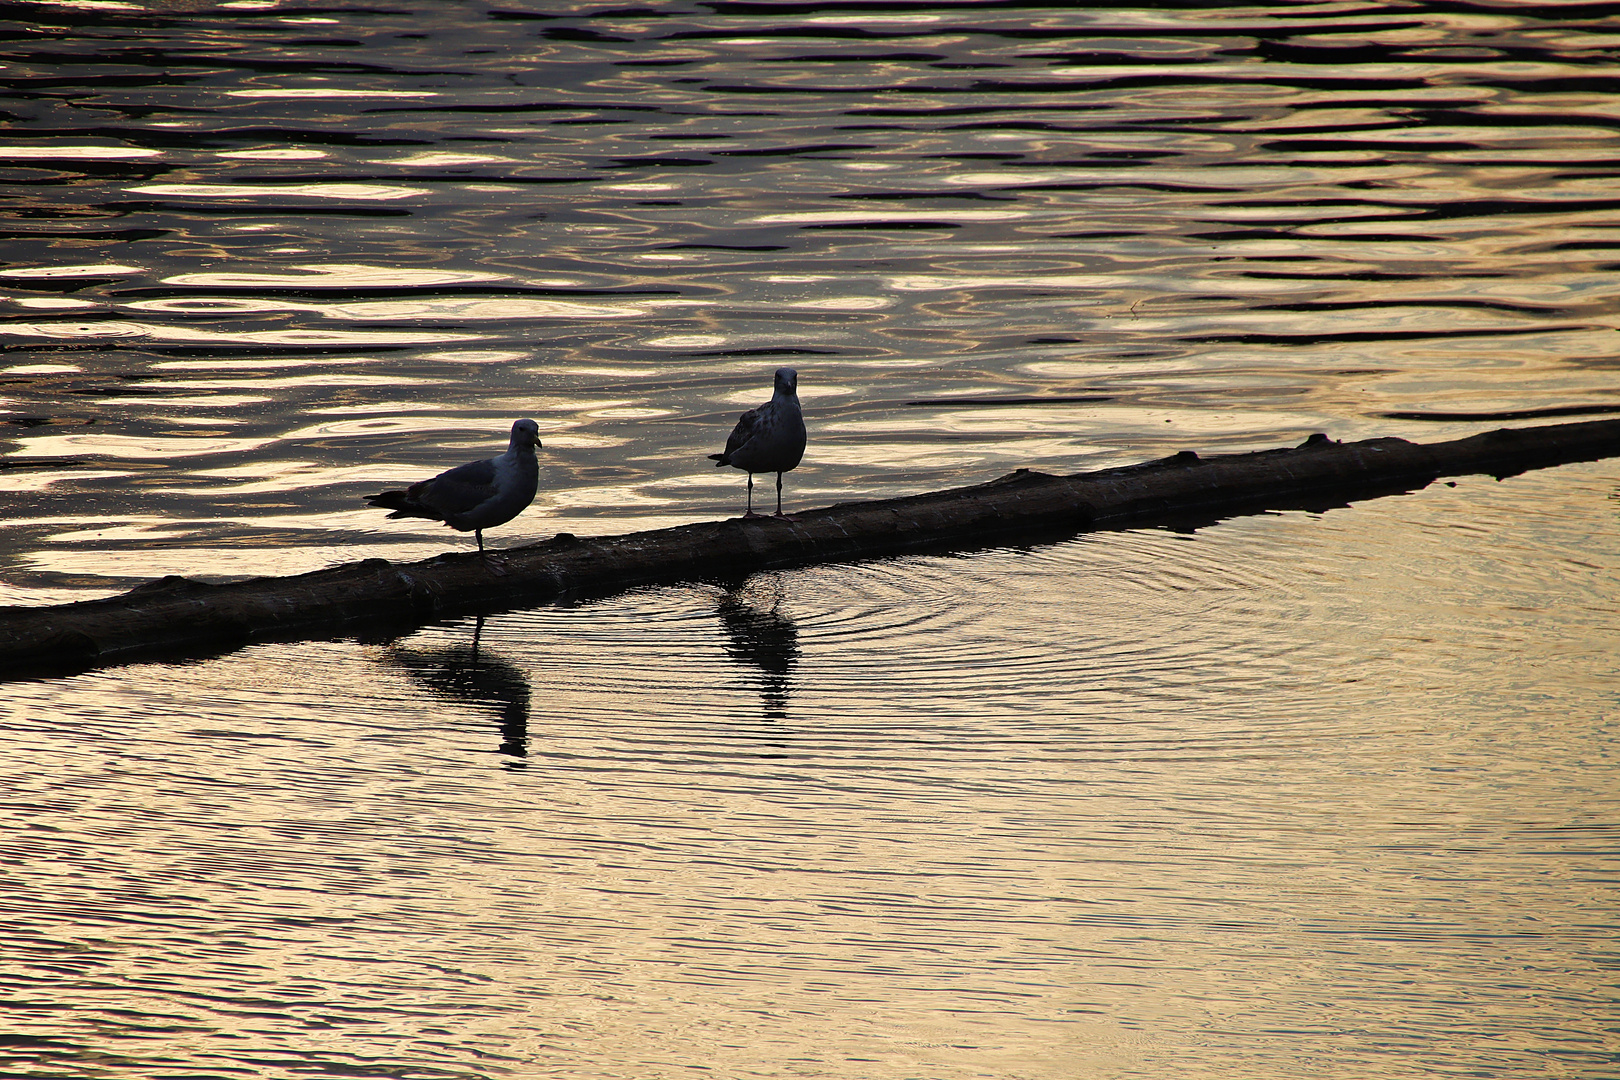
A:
4,416,1619,679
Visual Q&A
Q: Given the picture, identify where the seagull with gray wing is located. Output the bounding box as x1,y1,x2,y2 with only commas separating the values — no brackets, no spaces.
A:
367,418,541,555
710,367,806,518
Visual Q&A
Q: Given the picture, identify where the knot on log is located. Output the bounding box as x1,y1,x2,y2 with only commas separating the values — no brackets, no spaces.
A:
126,575,210,597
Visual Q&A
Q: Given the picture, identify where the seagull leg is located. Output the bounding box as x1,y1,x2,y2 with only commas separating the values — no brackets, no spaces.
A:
743,473,761,518
772,472,798,519
476,528,510,575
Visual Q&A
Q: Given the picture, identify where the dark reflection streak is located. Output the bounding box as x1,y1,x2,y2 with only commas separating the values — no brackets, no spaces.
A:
800,222,962,230
1187,327,1572,345
0,229,165,243
859,106,1120,117
0,128,431,149
110,285,683,299
1259,139,1479,151
1034,184,1260,194
0,163,165,182
1238,271,1448,281
693,347,833,357
979,76,1435,92
668,19,1427,40
105,202,413,218
1258,40,1591,64
1191,230,1443,242
1252,300,1566,316
761,53,946,64
609,156,712,167
1382,405,1620,422
383,616,532,765
713,144,878,157
362,104,665,115
0,55,435,81
906,395,1112,407
1413,197,1620,220
831,191,1020,201
715,579,799,721
1413,109,1620,134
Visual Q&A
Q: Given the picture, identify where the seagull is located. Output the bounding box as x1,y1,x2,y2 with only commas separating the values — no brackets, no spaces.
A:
709,367,807,518
366,418,542,555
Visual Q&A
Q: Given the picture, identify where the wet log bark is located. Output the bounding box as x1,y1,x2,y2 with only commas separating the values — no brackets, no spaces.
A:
4,416,1619,678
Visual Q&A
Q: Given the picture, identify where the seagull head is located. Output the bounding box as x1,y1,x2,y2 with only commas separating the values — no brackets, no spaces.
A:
510,418,542,450
773,367,798,395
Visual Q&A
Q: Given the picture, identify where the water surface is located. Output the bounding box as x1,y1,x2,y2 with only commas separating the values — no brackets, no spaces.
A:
1,3,1618,1078
3,0,1620,599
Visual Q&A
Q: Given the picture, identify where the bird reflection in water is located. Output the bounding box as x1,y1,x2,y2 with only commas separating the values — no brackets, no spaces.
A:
714,576,800,719
384,616,532,766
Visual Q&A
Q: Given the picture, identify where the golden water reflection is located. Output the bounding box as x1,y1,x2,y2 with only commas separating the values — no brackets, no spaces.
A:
3,465,1616,1079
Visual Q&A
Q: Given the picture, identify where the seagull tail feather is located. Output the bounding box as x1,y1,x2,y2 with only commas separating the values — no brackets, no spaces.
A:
366,490,443,522
365,490,411,510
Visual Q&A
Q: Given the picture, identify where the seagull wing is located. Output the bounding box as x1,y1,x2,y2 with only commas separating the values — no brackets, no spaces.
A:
413,457,499,516
712,405,763,465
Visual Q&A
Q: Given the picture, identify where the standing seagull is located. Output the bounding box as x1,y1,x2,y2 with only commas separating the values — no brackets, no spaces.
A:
710,367,807,518
366,418,541,554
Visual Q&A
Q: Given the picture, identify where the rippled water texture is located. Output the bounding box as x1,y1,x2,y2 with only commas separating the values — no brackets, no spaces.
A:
6,464,1620,1079
2,3,1618,1079
3,0,1620,597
